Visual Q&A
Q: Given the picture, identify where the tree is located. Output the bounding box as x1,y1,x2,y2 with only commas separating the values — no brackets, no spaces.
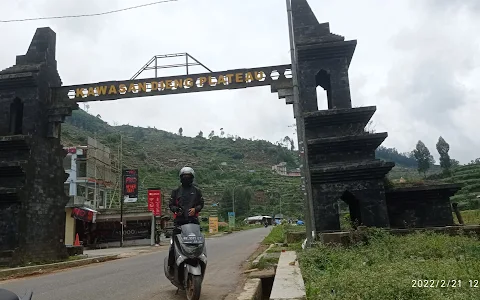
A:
218,186,253,220
218,188,233,221
282,136,291,148
133,128,145,141
469,158,480,165
413,140,435,177
451,159,460,168
436,136,452,174
290,139,295,151
196,130,204,138
178,127,183,136
208,130,215,139
220,128,225,137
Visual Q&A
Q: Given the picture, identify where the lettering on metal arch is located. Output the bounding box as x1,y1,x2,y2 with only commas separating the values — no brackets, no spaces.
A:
53,65,292,102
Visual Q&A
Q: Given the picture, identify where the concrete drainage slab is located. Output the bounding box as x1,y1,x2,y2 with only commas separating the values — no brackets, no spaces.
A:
269,251,306,300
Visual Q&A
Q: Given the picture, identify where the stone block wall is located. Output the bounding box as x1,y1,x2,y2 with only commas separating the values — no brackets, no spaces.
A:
386,184,461,228
0,28,75,265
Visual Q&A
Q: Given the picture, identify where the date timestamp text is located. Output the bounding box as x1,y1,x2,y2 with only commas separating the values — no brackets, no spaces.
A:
412,280,479,288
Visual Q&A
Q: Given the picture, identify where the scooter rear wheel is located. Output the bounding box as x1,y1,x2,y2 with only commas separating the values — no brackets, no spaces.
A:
186,274,202,300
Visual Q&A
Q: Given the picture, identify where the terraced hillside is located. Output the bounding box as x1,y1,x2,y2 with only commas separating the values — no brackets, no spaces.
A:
440,164,480,209
61,109,476,220
61,109,302,220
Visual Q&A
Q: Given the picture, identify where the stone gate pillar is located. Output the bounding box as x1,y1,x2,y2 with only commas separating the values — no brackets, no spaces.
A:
290,0,394,233
0,27,76,265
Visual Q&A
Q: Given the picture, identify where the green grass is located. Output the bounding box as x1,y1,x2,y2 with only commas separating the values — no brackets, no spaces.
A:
255,255,280,270
456,210,480,225
299,229,480,300
262,224,305,254
201,223,262,237
262,225,287,245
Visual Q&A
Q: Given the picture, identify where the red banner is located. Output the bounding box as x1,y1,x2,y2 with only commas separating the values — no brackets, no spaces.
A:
148,189,162,216
71,207,97,223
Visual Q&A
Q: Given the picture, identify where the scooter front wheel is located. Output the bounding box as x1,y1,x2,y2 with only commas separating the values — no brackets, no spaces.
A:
186,274,202,300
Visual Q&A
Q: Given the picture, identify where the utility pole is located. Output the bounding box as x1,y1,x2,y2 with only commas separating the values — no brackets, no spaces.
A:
286,0,316,247
232,186,236,214
280,193,282,216
94,133,97,209
119,134,124,247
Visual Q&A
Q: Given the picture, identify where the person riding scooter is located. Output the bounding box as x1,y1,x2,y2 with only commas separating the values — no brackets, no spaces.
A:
167,166,205,274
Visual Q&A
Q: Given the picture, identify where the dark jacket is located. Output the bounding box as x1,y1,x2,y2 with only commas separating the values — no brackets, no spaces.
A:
169,185,204,225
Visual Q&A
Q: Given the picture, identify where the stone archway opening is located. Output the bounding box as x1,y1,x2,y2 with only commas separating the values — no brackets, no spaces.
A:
341,190,362,229
315,69,332,110
9,98,23,135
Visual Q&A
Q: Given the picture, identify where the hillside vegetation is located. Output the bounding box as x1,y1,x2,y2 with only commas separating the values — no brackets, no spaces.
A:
62,109,303,220
434,164,480,210
61,109,477,220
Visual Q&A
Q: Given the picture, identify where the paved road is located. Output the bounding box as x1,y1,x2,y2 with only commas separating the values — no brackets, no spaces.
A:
0,227,270,300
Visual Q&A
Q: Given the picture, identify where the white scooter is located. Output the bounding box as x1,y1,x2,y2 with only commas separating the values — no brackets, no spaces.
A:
164,222,207,300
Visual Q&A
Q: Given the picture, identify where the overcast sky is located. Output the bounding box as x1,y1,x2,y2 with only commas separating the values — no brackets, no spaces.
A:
1,0,479,164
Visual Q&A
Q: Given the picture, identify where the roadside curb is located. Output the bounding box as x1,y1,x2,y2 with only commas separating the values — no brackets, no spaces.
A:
0,255,119,281
252,244,274,267
236,278,262,300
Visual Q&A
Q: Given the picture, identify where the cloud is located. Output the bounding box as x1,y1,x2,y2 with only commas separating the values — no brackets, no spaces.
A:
420,0,480,14
1,0,479,164
376,0,480,163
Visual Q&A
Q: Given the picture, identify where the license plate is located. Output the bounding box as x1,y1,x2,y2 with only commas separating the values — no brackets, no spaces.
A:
182,236,204,244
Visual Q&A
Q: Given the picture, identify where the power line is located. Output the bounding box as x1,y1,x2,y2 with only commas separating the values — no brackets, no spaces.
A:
0,0,178,23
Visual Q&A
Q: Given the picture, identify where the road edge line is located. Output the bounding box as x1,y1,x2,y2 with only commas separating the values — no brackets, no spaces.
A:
0,255,120,281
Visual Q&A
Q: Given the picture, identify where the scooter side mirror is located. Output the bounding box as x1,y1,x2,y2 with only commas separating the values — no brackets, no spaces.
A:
0,289,32,300
22,290,33,300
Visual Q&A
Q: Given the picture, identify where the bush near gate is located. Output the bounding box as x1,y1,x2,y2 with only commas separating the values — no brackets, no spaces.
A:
299,229,480,300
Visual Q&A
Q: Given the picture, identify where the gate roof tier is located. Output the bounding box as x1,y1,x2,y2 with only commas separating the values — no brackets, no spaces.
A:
304,106,376,128
310,160,395,185
303,106,378,139
307,132,388,156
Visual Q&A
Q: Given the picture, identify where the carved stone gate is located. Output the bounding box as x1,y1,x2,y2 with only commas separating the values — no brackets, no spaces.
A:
0,0,396,264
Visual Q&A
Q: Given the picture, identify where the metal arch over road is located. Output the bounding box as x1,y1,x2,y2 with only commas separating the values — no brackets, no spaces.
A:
54,64,293,103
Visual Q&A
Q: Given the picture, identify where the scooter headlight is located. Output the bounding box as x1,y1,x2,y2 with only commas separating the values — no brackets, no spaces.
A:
180,243,204,258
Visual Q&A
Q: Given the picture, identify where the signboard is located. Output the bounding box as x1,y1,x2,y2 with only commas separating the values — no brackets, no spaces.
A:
64,147,83,155
54,64,292,103
95,220,151,242
208,216,218,234
147,189,162,216
71,207,97,223
228,212,236,228
123,169,138,203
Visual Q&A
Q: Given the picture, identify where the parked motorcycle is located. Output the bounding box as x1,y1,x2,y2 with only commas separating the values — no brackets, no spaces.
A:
264,222,268,228
164,223,207,300
0,289,32,300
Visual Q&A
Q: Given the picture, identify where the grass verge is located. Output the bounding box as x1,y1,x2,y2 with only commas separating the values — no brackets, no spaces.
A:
459,210,480,225
299,229,480,300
